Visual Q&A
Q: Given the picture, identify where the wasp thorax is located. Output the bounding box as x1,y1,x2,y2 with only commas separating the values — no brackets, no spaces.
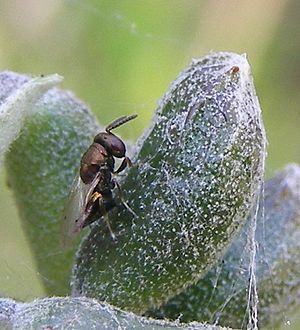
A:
94,132,126,158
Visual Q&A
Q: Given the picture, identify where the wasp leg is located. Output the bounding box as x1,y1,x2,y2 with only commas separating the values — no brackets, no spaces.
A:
105,214,116,241
113,179,138,218
98,200,116,241
91,191,101,203
113,156,132,174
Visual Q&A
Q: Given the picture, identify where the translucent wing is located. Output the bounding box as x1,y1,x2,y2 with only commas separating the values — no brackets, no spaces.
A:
61,172,100,247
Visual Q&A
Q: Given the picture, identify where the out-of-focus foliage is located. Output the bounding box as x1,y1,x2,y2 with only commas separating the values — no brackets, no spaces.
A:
0,1,299,329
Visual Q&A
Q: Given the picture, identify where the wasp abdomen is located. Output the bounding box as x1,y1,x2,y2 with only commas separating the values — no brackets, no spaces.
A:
80,163,99,184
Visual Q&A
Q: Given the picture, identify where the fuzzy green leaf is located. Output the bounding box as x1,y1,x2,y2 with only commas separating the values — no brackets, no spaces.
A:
72,52,266,312
0,72,62,161
4,71,101,295
148,164,300,329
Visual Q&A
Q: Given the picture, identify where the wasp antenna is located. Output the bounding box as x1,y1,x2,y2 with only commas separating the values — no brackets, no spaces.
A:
106,114,138,132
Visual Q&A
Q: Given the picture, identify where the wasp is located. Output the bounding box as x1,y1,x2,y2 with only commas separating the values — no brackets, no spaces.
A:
62,114,137,244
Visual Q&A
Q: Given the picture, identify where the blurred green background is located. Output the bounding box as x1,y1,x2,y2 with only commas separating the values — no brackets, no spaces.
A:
0,0,299,328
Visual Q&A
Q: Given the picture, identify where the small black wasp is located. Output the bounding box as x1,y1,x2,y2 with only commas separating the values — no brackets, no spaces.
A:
62,114,137,244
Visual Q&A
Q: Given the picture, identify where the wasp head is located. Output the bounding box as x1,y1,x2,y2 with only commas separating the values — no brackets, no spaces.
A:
93,132,126,158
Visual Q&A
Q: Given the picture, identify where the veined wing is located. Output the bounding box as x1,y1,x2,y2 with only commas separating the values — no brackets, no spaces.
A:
61,172,100,247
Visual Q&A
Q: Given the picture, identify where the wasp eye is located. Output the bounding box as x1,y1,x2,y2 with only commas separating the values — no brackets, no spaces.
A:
94,132,126,157
109,139,126,158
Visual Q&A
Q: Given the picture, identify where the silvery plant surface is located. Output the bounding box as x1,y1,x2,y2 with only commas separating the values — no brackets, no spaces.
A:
147,164,300,329
72,52,266,313
0,297,231,330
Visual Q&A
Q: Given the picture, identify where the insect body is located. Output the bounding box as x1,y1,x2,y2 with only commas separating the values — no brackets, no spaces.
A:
62,114,137,244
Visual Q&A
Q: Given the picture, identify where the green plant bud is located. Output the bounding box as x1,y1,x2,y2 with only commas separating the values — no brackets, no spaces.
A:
3,72,101,295
0,72,62,161
72,52,266,313
148,164,300,329
0,297,232,330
